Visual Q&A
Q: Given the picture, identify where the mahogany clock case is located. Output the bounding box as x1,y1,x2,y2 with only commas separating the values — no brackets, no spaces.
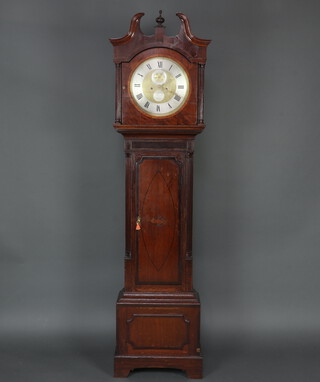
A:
110,12,210,379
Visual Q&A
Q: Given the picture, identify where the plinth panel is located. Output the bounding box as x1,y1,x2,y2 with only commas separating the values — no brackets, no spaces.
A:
115,292,201,357
114,291,202,378
126,314,189,350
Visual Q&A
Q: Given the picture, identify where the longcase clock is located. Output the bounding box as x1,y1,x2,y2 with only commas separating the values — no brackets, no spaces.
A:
110,11,210,379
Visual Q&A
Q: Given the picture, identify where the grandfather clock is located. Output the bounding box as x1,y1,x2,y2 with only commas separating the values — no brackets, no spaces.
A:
110,11,210,379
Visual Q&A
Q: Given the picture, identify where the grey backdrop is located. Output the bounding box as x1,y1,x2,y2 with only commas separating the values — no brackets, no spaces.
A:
1,0,320,381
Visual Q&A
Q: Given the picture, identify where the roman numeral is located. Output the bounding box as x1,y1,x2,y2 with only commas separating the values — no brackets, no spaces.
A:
178,85,184,89
136,93,143,100
156,105,160,112
174,94,181,102
157,61,163,68
168,103,172,109
134,84,141,87
175,73,182,78
144,101,150,108
137,73,143,77
146,64,152,70
169,64,173,71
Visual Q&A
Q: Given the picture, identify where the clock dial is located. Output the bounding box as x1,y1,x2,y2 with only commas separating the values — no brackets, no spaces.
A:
129,57,190,117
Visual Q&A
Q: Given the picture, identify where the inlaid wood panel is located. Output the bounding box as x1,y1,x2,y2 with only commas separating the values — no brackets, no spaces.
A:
136,157,181,284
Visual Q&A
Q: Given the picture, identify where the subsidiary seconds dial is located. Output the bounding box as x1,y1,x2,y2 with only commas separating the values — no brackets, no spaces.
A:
129,57,190,117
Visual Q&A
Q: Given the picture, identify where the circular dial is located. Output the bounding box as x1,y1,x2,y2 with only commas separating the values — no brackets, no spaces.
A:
129,57,190,117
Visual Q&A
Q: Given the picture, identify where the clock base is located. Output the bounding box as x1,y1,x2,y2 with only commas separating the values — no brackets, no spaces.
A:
114,355,203,379
114,289,203,378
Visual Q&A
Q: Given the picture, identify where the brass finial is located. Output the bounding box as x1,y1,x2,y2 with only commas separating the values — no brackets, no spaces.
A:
156,10,165,26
